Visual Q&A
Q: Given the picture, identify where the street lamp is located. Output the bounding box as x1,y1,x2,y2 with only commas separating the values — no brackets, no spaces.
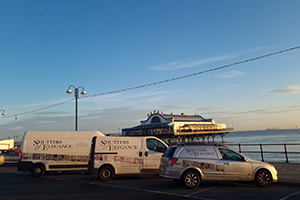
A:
0,109,6,116
66,85,87,131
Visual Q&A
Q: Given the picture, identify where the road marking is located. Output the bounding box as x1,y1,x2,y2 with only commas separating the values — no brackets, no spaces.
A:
186,187,218,197
134,180,168,187
50,177,215,200
278,190,300,200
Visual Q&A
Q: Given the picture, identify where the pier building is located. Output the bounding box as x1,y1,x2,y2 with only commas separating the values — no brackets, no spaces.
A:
122,111,234,145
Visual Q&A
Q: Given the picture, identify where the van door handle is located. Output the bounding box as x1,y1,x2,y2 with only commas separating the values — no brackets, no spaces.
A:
139,152,142,157
224,162,231,165
144,151,148,157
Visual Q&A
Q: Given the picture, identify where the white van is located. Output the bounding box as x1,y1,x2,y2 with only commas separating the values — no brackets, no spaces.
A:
86,136,168,181
17,131,105,177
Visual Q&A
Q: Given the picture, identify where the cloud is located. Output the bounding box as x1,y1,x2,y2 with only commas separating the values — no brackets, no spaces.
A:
194,104,300,120
37,121,56,124
150,56,233,71
145,96,168,103
33,111,70,115
162,104,191,110
150,61,182,71
149,45,276,72
263,85,300,94
7,98,73,109
80,88,183,107
8,126,24,131
225,105,300,116
197,106,223,111
213,70,245,78
238,46,276,55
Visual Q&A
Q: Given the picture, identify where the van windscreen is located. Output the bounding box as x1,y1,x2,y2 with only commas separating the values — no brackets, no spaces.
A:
162,146,177,157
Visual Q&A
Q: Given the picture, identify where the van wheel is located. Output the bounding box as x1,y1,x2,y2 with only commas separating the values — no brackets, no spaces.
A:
255,169,272,187
98,166,114,182
31,164,45,177
182,170,200,189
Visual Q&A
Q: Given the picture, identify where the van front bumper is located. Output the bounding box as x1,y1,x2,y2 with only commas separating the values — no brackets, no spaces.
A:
271,169,278,183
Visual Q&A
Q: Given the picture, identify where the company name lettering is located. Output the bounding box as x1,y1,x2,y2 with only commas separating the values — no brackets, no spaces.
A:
185,148,215,157
100,140,137,151
33,140,71,150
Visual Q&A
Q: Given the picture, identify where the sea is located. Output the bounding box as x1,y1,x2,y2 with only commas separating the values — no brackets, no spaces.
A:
213,129,300,163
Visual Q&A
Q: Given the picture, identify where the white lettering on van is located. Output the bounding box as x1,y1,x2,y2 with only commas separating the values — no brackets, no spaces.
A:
100,140,137,151
33,140,71,150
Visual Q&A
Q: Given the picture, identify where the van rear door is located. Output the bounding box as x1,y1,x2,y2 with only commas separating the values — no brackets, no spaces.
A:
92,137,145,175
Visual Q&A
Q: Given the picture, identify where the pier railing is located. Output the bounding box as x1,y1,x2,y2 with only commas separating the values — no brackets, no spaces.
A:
227,143,300,163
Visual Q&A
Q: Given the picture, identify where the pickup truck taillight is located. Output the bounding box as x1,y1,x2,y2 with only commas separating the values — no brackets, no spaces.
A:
167,158,178,166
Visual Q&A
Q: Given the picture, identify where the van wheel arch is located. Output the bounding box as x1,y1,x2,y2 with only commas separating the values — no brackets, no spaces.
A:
98,164,115,182
255,169,272,187
31,163,46,177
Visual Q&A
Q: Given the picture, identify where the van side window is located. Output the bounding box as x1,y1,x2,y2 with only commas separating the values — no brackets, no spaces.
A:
146,139,167,153
219,148,244,161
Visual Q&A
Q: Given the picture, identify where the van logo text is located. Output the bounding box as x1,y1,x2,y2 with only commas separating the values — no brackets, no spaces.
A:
33,140,71,150
100,140,137,151
185,148,215,157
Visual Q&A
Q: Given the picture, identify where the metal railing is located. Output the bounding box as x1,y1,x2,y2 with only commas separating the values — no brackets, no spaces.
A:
227,143,300,163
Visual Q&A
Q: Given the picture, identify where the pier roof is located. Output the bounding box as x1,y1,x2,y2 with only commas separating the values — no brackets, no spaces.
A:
162,114,209,122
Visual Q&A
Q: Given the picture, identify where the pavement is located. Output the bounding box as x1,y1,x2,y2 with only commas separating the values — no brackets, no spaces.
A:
1,162,300,186
270,162,300,185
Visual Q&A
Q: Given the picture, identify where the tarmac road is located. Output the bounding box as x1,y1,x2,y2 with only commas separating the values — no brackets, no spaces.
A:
1,163,300,200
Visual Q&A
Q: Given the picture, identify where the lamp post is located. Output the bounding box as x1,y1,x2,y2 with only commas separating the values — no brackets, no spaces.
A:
66,85,87,131
0,109,6,116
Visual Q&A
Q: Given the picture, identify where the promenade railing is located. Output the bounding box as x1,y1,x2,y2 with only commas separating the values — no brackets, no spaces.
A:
227,143,300,163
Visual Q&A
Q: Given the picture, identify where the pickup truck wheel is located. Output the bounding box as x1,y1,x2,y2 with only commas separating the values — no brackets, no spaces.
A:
31,164,45,177
98,166,114,182
182,170,200,189
255,169,272,187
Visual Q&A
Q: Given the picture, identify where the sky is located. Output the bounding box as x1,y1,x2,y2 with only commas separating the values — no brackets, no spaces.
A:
1,0,300,141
